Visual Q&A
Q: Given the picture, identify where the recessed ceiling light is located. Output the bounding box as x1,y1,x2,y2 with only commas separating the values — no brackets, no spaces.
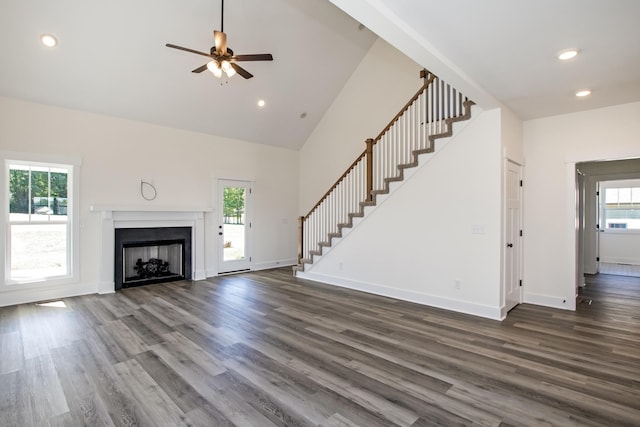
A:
257,99,266,108
557,48,579,60
41,34,58,47
576,89,591,97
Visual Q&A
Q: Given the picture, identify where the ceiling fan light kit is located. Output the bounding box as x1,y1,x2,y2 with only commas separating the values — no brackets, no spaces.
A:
207,60,223,78
166,0,273,81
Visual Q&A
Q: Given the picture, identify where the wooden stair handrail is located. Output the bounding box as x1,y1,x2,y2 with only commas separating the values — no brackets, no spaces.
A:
373,73,436,143
302,70,437,220
303,150,367,220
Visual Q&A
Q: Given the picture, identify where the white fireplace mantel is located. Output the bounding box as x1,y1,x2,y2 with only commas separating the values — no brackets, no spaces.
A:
93,205,213,294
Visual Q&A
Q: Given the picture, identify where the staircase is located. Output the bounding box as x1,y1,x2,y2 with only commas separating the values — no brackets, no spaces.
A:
296,69,475,273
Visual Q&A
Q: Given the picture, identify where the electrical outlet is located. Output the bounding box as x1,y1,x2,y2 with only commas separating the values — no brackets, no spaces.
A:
471,224,486,234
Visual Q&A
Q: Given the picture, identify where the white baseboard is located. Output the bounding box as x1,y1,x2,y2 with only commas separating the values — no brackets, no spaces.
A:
297,271,502,321
204,259,296,279
523,292,572,310
600,257,640,265
1,282,98,307
252,259,297,271
193,269,207,281
98,280,115,294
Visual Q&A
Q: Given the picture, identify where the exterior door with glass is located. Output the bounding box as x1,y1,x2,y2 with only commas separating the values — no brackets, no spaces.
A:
218,179,252,274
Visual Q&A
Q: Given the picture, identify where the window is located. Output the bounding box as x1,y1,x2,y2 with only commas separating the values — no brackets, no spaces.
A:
600,181,640,231
6,160,75,283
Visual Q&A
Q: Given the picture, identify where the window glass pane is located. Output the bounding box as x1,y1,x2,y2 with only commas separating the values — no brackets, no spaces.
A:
618,188,632,204
632,187,640,204
10,223,68,281
31,170,50,217
9,167,30,218
50,171,68,219
223,186,246,261
605,188,618,204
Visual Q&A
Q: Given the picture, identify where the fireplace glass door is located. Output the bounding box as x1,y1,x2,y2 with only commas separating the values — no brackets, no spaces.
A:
123,240,184,286
114,227,192,289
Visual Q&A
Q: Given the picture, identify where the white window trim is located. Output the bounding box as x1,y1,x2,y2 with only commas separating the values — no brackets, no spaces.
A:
1,151,81,291
599,178,640,234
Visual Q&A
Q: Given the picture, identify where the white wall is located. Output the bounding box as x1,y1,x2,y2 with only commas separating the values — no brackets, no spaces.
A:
522,101,640,309
299,38,422,213
599,232,640,265
300,108,504,319
501,108,523,164
0,96,299,306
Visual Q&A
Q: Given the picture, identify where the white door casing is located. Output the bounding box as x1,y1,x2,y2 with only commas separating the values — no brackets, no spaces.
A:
504,160,522,312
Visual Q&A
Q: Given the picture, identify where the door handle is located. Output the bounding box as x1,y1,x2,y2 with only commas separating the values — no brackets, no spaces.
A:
219,232,223,235
507,243,513,248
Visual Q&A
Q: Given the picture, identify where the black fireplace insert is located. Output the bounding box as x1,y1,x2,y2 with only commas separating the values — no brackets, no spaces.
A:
114,227,192,289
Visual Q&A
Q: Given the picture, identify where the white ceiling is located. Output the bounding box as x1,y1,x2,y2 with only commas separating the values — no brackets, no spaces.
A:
0,0,376,150
330,0,640,121
2,0,639,151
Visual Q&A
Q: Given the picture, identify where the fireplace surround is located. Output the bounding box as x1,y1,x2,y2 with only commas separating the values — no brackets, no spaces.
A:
92,205,210,293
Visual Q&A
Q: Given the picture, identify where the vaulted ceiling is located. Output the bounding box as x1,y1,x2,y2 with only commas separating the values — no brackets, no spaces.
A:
2,0,639,150
0,0,377,150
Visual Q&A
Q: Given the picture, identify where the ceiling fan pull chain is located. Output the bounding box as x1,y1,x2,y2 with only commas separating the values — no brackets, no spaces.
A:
220,0,224,33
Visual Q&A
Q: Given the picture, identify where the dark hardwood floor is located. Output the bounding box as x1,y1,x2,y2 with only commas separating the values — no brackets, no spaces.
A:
1,269,639,426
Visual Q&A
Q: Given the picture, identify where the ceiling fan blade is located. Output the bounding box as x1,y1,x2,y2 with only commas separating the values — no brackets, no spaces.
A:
232,54,274,62
192,64,208,73
231,63,253,79
214,30,227,55
166,43,212,58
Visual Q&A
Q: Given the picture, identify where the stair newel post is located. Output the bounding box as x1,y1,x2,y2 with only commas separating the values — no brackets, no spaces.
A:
297,216,304,265
420,68,428,82
365,138,374,202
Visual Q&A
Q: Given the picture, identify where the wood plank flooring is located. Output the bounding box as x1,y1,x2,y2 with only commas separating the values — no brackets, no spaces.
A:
1,268,639,426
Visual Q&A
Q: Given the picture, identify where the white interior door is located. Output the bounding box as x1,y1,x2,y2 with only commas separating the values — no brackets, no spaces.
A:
504,161,522,312
218,179,252,274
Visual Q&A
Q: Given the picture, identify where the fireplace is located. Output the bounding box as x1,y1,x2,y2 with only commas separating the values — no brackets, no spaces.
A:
92,206,209,294
114,227,192,289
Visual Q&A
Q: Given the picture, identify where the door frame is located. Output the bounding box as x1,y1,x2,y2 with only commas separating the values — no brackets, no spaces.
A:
217,179,253,274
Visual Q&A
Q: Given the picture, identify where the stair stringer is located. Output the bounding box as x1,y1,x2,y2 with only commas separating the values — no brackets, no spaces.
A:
296,104,482,272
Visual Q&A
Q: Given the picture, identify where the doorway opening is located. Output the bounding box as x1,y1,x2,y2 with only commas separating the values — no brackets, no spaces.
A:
575,158,640,289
